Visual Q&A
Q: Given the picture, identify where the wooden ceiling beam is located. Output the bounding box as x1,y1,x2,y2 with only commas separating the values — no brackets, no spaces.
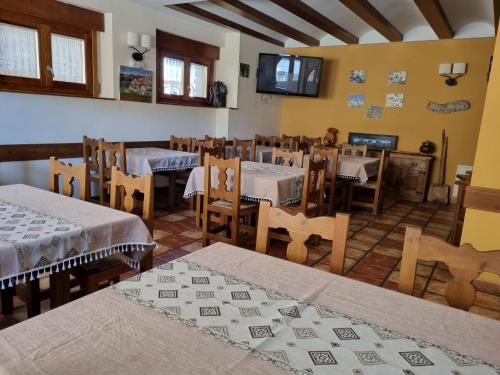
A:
338,0,402,42
209,0,320,46
268,0,358,44
167,4,285,47
414,0,454,39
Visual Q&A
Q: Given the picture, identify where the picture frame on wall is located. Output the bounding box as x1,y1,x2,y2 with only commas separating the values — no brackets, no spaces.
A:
348,132,399,150
119,66,153,103
240,63,250,78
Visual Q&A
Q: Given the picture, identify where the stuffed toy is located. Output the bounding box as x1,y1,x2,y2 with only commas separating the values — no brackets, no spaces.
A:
322,127,338,147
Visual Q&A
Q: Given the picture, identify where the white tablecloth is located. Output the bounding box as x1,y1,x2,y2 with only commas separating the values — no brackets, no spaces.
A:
183,161,305,207
304,154,379,184
225,145,274,163
126,147,198,175
0,185,155,286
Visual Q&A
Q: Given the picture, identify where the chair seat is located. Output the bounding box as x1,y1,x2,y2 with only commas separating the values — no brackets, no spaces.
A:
212,199,257,210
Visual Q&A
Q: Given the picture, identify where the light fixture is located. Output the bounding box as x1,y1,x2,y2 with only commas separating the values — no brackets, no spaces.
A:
439,62,467,86
127,32,152,64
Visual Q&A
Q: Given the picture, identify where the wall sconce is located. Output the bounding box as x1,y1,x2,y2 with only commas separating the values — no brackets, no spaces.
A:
127,32,152,65
439,62,467,86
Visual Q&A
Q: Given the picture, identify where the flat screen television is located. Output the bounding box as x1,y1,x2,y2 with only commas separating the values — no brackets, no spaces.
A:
256,53,323,97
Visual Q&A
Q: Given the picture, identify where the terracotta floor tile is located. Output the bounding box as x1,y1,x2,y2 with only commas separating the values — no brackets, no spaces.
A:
468,306,500,320
382,280,399,292
401,218,428,226
346,272,383,286
347,239,374,251
352,261,391,279
372,245,402,259
358,227,387,240
162,213,187,222
153,229,170,240
181,229,202,240
362,252,399,269
426,280,447,296
154,220,190,233
346,247,367,260
157,234,193,248
153,244,171,256
423,292,448,306
415,264,434,278
474,291,500,311
431,267,452,282
367,222,394,232
352,233,380,245
378,238,404,250
180,240,203,253
155,249,189,264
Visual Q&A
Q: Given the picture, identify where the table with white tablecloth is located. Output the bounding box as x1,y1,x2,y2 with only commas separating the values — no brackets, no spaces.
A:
0,243,498,375
304,154,380,184
225,145,274,163
126,147,198,176
184,161,305,207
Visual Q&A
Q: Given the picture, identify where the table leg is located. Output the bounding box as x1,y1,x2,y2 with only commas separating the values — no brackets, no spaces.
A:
26,279,41,318
50,270,70,309
169,171,177,209
1,287,14,315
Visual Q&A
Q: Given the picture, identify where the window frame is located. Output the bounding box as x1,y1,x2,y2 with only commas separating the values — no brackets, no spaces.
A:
0,9,98,98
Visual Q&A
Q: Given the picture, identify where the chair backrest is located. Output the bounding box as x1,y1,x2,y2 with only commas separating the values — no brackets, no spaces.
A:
300,158,326,216
233,138,256,162
375,149,390,187
310,146,339,214
203,154,241,210
341,143,368,156
100,140,126,181
110,166,154,234
274,136,294,150
170,136,193,152
255,134,275,147
197,145,225,166
205,135,226,148
256,201,350,274
82,135,103,173
192,139,214,153
282,134,301,151
300,136,322,153
49,157,89,201
400,226,500,311
271,148,304,168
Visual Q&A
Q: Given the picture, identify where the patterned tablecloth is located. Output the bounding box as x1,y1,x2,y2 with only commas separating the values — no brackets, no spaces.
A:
183,161,305,207
0,184,155,288
0,243,498,375
126,147,199,175
304,154,379,184
225,145,274,163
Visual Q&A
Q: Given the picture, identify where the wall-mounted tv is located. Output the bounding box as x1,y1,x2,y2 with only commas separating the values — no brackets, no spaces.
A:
256,53,323,97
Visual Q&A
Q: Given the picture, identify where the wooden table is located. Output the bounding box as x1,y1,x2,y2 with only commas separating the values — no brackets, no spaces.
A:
0,243,498,374
0,184,154,316
304,154,379,184
225,145,274,163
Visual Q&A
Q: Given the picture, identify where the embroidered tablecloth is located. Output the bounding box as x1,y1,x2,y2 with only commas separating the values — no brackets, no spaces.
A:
0,243,498,375
0,184,155,287
126,147,198,175
183,161,305,207
304,154,379,184
225,145,274,163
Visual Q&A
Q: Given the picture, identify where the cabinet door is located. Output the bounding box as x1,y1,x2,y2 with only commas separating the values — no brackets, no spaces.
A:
402,166,427,198
385,157,404,193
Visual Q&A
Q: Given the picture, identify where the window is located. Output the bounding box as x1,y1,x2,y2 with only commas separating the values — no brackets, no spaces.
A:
157,30,219,106
0,0,104,97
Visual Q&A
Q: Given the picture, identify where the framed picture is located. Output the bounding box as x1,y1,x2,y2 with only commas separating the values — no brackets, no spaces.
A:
348,132,398,150
348,94,365,108
386,93,404,108
119,66,153,103
350,70,367,84
366,105,383,119
388,70,407,85
240,63,250,78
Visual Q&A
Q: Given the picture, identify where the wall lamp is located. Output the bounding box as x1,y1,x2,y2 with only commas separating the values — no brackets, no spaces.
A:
127,32,152,65
439,63,467,86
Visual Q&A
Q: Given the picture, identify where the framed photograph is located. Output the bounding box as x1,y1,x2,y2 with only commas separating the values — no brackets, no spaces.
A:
348,94,365,108
388,70,407,85
348,132,398,150
386,93,404,108
366,105,383,119
350,70,367,84
240,63,250,78
119,66,153,103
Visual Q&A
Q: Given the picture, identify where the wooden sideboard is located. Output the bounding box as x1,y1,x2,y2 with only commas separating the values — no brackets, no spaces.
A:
368,150,434,203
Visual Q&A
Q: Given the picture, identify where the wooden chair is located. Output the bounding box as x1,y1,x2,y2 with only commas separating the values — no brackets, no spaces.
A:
232,138,256,162
256,201,350,274
400,226,500,311
274,136,294,150
49,157,90,201
202,155,258,246
300,136,322,153
450,173,472,245
271,148,304,168
73,166,154,295
255,134,275,147
347,149,389,215
83,135,104,203
170,136,193,152
282,134,301,151
98,140,126,206
205,135,226,148
192,139,214,153
310,146,341,216
341,143,368,157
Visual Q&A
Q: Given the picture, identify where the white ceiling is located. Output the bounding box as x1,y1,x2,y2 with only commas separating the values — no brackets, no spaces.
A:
129,0,496,47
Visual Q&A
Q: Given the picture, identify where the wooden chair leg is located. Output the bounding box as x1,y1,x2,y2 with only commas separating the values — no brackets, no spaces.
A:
140,251,153,272
195,195,202,227
202,211,209,247
168,172,176,209
346,183,353,211
49,270,70,309
231,216,239,245
26,278,41,318
189,196,195,210
1,287,14,315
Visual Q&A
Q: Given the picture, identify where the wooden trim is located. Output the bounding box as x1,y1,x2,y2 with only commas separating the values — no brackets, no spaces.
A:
209,0,319,46
414,0,453,39
338,0,403,42
0,141,170,162
463,186,500,214
168,4,284,47
156,29,220,60
0,0,104,31
495,0,500,34
269,0,358,44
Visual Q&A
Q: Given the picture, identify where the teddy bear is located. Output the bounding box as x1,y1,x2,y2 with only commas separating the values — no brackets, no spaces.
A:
322,127,339,147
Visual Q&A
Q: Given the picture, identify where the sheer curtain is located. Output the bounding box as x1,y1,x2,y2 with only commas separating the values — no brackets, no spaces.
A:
0,22,39,79
189,63,207,98
163,57,184,95
51,34,85,84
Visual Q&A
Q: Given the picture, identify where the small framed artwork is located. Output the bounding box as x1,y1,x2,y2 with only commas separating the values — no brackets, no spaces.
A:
350,70,367,84
240,63,250,78
388,70,407,85
348,94,365,108
366,105,383,119
119,66,153,103
386,93,404,108
348,132,398,150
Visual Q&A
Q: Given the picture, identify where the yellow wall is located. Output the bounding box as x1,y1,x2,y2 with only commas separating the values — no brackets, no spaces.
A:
462,33,500,284
281,38,494,187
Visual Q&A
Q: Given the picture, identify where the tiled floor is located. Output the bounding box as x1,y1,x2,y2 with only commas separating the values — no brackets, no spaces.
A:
2,197,500,330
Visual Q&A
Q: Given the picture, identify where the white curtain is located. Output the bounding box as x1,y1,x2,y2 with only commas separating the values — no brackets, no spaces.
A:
189,63,207,98
163,57,184,95
0,22,39,79
51,34,85,84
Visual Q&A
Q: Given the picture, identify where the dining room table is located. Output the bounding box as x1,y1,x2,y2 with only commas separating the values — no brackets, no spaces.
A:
183,161,305,207
225,145,274,164
0,242,498,374
0,184,155,315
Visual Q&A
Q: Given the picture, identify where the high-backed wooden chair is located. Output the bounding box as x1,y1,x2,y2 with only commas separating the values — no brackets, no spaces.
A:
310,146,340,216
341,143,368,156
170,136,193,152
73,166,154,295
400,226,500,311
233,138,256,162
49,157,90,201
255,134,275,147
205,135,226,148
98,140,126,206
83,136,104,202
300,136,322,153
202,155,258,246
256,201,350,274
282,134,301,151
347,149,389,215
290,158,326,217
271,148,304,168
192,139,214,153
274,137,294,151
